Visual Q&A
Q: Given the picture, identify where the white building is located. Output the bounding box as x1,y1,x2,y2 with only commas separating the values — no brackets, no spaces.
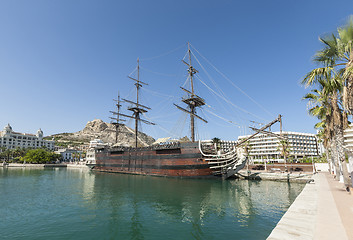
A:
201,139,238,152
55,148,82,162
86,139,107,166
89,139,106,148
238,131,319,162
344,125,353,151
0,124,54,150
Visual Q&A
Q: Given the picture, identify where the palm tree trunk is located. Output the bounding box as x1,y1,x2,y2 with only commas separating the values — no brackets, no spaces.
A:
335,126,351,187
331,141,340,179
326,150,332,174
347,151,353,188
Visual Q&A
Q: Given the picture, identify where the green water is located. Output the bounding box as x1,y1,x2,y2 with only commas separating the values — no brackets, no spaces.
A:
0,168,304,240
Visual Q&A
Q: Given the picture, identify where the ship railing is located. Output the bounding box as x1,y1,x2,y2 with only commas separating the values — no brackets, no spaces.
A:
208,157,238,168
203,151,237,161
202,151,237,160
206,156,237,165
205,153,239,170
209,159,238,169
201,144,248,176
199,140,238,158
109,142,182,151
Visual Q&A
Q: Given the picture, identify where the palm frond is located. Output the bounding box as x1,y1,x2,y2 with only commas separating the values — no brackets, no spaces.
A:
338,16,353,49
343,65,353,81
301,67,332,87
314,121,325,129
314,34,339,66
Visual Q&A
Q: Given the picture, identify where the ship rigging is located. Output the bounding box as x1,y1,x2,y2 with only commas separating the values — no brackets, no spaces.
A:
110,58,155,148
174,42,207,142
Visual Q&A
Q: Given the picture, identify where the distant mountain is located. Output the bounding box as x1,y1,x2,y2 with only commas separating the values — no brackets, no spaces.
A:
46,119,155,148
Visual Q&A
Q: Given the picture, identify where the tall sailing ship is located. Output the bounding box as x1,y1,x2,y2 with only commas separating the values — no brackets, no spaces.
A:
93,43,281,178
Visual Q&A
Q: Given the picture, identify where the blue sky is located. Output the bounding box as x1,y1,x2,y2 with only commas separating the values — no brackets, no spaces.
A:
0,0,352,141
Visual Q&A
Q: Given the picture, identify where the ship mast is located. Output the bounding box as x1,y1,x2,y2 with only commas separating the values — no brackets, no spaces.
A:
174,43,207,142
109,93,126,144
117,58,155,148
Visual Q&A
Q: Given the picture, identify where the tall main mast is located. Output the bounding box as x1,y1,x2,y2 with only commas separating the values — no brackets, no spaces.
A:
174,43,207,142
124,58,155,148
110,59,154,148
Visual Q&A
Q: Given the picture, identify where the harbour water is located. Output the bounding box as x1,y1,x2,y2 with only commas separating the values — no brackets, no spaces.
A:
0,168,305,240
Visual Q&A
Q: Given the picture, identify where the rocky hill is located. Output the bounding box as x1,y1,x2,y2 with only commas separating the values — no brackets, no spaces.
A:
47,119,155,148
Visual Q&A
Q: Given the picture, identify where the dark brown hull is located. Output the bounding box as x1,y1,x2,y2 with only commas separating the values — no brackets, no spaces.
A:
94,142,214,177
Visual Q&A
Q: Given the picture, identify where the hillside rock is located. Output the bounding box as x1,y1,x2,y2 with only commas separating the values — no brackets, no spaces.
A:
83,119,108,133
49,119,155,148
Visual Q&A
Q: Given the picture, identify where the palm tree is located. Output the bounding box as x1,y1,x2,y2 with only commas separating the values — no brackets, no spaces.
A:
303,80,336,174
302,62,350,186
0,147,6,161
2,148,13,162
303,17,353,113
212,137,221,152
277,139,290,172
242,141,252,171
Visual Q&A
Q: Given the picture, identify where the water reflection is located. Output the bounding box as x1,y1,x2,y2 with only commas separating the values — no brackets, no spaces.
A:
87,173,304,239
0,168,305,240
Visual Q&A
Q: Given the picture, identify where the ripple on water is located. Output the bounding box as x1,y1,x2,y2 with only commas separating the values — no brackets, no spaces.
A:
0,168,305,240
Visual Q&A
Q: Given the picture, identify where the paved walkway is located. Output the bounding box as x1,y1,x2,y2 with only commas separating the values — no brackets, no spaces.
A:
267,172,353,240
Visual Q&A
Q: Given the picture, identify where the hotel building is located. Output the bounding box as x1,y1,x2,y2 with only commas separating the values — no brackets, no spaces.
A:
0,124,55,150
344,125,353,151
238,131,320,162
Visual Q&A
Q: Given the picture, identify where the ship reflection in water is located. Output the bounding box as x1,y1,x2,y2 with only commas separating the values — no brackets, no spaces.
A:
0,168,304,240
87,172,304,239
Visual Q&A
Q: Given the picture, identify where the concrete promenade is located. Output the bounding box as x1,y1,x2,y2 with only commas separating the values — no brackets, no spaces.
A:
5,163,89,169
267,172,353,240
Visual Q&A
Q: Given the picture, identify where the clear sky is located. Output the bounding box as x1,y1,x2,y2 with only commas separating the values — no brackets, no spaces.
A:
0,0,352,141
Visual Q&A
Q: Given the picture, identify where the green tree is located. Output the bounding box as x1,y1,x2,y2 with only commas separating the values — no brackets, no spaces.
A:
302,32,351,186
0,148,13,162
277,139,290,171
12,147,28,162
303,79,337,173
242,141,252,171
21,149,60,164
302,17,353,112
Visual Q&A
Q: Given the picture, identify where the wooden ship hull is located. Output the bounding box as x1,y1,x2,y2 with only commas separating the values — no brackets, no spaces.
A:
94,142,214,177
93,140,251,178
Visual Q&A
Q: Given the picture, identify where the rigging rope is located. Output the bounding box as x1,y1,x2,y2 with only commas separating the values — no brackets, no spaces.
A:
171,113,187,138
204,108,239,126
142,113,179,139
146,112,179,120
139,43,186,61
195,75,268,122
191,51,228,103
128,67,137,77
142,112,184,139
190,50,245,123
141,88,175,98
140,66,178,77
190,43,275,118
182,50,189,62
181,75,189,89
